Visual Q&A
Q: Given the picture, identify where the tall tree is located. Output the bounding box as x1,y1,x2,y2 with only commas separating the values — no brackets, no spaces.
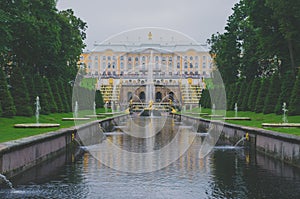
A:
0,68,16,117
247,78,261,112
10,66,33,116
275,70,295,114
289,70,300,115
263,73,281,114
255,78,270,113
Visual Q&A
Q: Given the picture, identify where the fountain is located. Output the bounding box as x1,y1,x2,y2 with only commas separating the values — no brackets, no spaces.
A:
35,96,41,124
214,133,249,150
84,101,100,118
62,101,90,121
223,102,251,121
234,103,238,118
0,173,13,189
104,101,108,113
212,104,215,115
140,50,161,117
262,102,300,127
14,96,60,128
282,102,288,123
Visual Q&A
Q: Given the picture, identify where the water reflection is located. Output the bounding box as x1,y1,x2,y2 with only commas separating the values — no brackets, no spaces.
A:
1,118,300,198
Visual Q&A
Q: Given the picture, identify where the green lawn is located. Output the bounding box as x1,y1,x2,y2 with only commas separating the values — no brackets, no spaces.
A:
183,108,300,136
0,108,111,143
80,78,97,90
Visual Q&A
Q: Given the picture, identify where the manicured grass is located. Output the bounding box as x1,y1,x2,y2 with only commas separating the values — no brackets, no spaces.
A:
0,108,111,143
183,108,300,136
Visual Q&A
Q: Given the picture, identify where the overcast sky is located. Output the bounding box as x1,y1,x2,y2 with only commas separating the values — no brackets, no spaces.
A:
56,0,239,50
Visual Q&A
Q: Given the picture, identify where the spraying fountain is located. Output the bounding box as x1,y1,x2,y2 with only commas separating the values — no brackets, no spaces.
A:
262,102,300,127
62,101,90,121
0,173,13,189
14,96,60,128
139,50,161,117
223,102,251,121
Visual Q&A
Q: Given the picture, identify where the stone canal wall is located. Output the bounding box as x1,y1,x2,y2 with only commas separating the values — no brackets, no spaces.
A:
0,114,128,178
176,114,300,167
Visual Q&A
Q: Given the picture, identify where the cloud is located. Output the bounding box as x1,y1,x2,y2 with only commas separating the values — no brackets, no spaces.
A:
57,0,239,49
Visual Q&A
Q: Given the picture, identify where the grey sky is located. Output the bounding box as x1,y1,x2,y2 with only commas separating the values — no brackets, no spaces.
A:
56,0,239,50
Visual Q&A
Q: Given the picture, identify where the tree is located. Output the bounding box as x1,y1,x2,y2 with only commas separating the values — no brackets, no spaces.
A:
255,78,270,113
240,80,252,111
0,68,16,117
237,80,247,111
58,79,70,113
43,78,57,113
247,78,261,112
263,73,281,114
275,70,295,114
289,70,300,115
229,82,241,111
10,66,33,116
95,90,104,108
50,79,64,113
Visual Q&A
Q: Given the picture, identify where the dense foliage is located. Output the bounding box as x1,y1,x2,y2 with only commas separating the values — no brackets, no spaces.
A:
206,0,300,115
0,0,88,117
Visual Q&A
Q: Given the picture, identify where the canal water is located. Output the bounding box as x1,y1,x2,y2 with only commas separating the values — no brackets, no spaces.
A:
1,117,300,198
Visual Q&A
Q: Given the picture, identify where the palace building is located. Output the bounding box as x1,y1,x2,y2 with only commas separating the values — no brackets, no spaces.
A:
79,28,214,110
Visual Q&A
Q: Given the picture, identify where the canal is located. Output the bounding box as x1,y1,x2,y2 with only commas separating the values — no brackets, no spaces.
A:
1,117,300,198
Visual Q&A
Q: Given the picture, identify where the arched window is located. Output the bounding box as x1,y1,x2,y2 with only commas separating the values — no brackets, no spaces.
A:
190,56,193,60
195,62,199,68
177,62,180,68
155,92,162,102
142,56,146,61
190,63,193,68
108,56,111,60
108,62,111,68
128,57,132,61
139,92,146,102
184,62,188,68
135,57,139,61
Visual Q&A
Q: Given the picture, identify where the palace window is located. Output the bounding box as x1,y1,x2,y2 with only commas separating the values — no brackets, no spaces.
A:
162,57,166,61
120,62,124,69
169,57,172,61
135,57,139,61
128,57,132,61
177,56,180,60
155,56,159,62
95,56,98,60
108,62,111,68
142,56,146,61
108,56,111,61
203,62,206,68
195,56,198,60
103,56,106,60
113,56,116,60
177,62,180,68
184,62,188,68
112,62,115,69
190,63,193,68
120,56,124,61
190,56,193,60
195,62,199,68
